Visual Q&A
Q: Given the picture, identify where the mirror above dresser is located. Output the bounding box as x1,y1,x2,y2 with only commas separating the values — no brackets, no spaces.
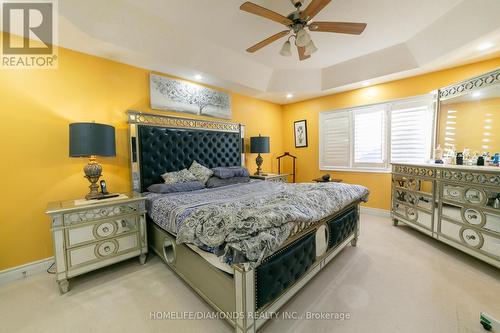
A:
437,68,500,165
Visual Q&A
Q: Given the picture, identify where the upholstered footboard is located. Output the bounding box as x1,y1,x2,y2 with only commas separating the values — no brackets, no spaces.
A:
149,203,360,333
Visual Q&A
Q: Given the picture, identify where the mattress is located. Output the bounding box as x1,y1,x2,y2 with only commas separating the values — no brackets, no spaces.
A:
185,243,234,275
146,180,369,268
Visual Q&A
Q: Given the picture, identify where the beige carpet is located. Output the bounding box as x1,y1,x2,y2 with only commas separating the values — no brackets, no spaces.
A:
0,214,498,333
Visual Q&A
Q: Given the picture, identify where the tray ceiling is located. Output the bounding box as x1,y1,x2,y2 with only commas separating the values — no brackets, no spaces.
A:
58,0,500,103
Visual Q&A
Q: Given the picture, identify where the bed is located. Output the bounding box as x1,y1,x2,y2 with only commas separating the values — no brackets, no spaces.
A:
127,111,369,333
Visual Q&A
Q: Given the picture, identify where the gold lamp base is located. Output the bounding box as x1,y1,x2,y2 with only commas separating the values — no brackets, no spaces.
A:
254,153,263,175
84,157,103,200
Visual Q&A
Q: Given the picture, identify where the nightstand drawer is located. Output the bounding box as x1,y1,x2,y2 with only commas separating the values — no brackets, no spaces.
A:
66,214,138,248
268,176,287,183
67,233,139,269
250,173,289,182
63,202,141,225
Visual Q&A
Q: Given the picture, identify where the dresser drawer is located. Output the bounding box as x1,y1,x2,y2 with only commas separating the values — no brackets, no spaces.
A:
392,202,433,231
65,214,139,248
441,203,500,234
67,233,139,269
439,219,500,260
393,189,433,211
442,182,500,211
63,203,141,225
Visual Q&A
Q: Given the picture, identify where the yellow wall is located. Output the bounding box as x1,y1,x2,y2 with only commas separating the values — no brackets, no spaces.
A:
0,35,283,270
282,57,500,210
1,28,499,271
439,97,500,154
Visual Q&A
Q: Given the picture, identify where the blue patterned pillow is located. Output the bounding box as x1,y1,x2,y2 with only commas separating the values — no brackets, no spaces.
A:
147,181,205,193
212,167,250,179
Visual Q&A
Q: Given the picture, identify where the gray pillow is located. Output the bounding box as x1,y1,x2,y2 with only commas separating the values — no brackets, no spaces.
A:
161,169,197,184
212,167,250,179
206,176,250,188
147,181,205,193
189,160,213,184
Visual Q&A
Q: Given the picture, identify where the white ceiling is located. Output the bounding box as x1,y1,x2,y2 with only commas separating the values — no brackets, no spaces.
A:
57,0,500,104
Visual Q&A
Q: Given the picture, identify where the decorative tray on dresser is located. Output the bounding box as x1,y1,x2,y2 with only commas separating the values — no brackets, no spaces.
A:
391,163,500,268
46,193,147,293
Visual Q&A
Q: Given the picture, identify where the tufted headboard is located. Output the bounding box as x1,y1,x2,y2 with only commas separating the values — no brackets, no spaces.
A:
128,111,243,192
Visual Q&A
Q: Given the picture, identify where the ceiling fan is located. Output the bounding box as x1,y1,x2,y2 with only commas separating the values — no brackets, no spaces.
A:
240,0,367,61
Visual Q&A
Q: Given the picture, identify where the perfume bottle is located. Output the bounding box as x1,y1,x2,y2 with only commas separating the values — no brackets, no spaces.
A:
493,153,499,166
494,198,500,209
434,144,444,164
463,147,470,162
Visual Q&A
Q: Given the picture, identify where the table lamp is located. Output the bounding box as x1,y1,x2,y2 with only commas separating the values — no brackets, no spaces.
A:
250,135,270,175
69,122,116,200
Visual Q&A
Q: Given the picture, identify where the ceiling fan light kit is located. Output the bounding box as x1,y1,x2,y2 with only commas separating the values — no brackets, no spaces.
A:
240,0,367,61
279,40,293,57
295,28,311,47
304,39,318,56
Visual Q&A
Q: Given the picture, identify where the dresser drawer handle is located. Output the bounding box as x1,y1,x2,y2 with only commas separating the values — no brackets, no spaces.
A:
94,221,117,238
95,240,118,257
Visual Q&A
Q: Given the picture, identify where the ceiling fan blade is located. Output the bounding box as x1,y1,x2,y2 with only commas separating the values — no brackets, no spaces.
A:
246,30,290,53
297,46,310,61
300,0,331,21
240,2,293,26
309,22,367,35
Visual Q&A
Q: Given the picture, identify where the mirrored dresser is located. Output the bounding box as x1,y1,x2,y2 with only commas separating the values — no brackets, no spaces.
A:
392,68,500,268
392,163,500,268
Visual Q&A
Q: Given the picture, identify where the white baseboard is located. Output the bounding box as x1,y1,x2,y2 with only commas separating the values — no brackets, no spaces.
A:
360,206,391,217
0,257,54,287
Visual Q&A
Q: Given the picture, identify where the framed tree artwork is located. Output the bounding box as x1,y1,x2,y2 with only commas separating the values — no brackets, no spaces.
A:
294,120,308,148
150,73,232,119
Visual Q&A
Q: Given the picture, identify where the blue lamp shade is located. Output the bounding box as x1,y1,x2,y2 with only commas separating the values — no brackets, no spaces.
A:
69,123,116,157
250,135,270,154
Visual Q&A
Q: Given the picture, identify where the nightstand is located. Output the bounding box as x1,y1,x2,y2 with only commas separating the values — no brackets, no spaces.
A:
46,193,147,294
250,173,289,183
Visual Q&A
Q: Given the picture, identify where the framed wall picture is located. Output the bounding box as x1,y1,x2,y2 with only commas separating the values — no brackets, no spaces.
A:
150,73,232,119
294,120,308,148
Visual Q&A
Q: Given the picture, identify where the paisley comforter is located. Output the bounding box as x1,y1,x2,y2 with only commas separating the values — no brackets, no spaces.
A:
146,181,369,268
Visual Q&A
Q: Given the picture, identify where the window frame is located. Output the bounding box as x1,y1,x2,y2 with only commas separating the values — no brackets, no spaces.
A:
319,94,437,173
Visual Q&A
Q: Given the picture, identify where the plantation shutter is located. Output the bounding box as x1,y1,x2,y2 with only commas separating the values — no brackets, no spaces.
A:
390,100,435,163
353,107,386,166
319,111,350,168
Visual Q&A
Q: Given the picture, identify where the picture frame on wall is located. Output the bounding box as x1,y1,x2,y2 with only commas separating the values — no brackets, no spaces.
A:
294,120,308,148
149,73,232,119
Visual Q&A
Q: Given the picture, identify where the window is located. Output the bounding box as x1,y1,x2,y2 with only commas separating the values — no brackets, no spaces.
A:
319,95,436,171
353,107,386,167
